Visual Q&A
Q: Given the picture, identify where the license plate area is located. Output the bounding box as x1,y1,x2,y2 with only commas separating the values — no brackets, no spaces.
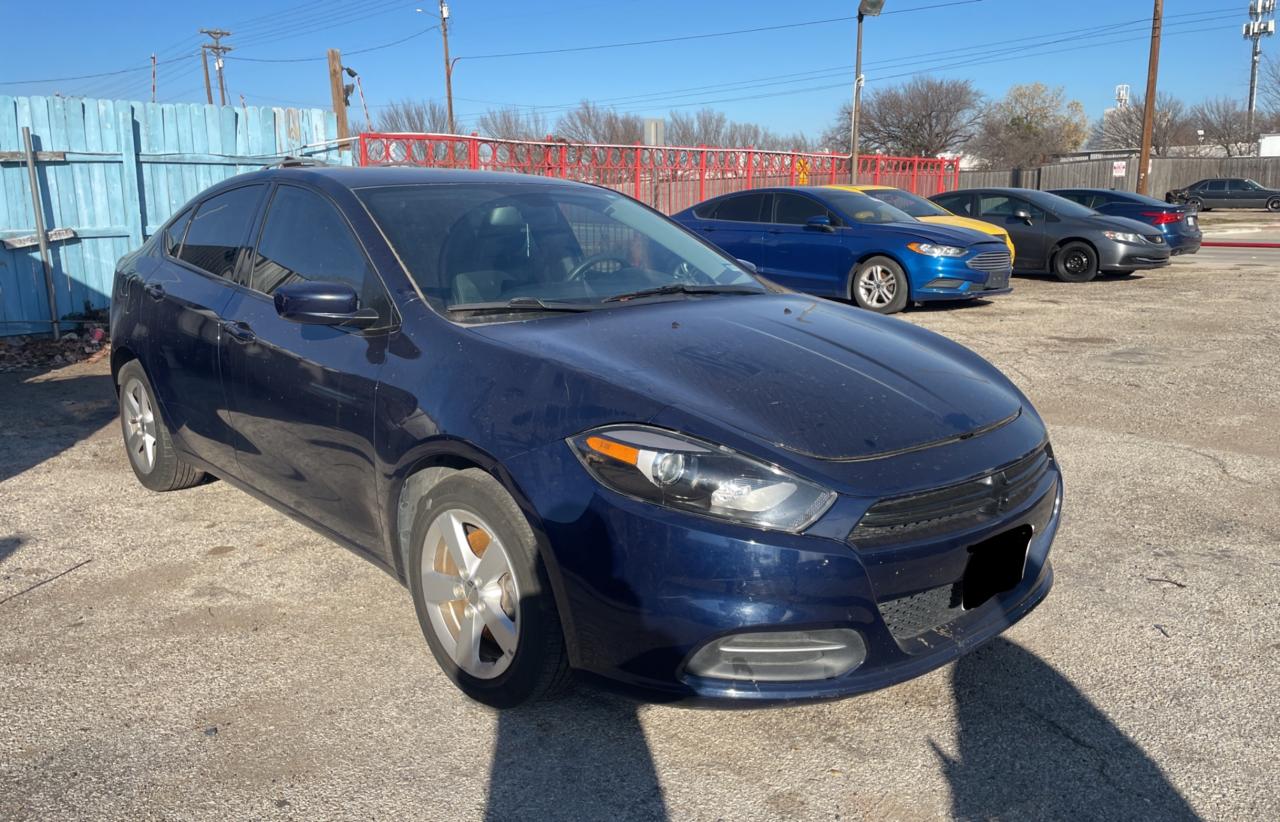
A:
985,269,1010,289
961,524,1032,609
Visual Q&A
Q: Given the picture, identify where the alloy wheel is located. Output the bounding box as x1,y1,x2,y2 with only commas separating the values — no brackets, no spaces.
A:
121,377,158,472
857,265,898,308
420,509,520,679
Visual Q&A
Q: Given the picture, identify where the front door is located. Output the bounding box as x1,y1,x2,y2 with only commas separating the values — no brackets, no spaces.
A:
141,185,266,474
977,194,1049,271
763,192,850,297
218,184,396,551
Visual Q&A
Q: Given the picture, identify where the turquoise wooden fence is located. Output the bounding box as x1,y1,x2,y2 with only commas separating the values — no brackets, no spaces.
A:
0,95,349,337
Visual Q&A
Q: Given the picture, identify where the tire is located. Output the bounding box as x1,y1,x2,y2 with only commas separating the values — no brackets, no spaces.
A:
1052,241,1099,283
1187,197,1208,212
1267,198,1280,212
850,256,909,314
116,360,205,492
407,469,571,709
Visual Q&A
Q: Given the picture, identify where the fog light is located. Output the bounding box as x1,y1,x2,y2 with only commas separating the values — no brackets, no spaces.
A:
925,277,965,289
685,629,867,682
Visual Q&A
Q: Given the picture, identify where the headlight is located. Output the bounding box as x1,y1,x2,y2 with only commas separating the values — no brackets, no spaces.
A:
907,242,967,257
1103,230,1142,243
568,426,835,532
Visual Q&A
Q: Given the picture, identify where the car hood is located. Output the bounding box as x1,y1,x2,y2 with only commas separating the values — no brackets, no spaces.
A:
851,220,994,247
470,294,1023,461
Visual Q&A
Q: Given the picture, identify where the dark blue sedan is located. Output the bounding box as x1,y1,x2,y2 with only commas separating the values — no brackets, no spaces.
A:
110,168,1060,708
671,186,1013,314
1050,188,1202,255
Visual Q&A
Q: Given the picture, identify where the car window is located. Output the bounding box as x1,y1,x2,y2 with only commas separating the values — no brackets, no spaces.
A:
251,186,390,320
712,193,768,222
1240,179,1265,190
862,188,947,217
772,193,838,226
164,209,192,258
979,195,1045,220
1053,191,1091,207
1205,180,1227,192
178,186,263,279
933,193,972,216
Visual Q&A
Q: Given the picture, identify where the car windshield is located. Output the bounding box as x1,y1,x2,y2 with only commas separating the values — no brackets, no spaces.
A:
1243,179,1265,190
818,190,916,223
860,188,950,218
1036,192,1097,218
357,182,766,313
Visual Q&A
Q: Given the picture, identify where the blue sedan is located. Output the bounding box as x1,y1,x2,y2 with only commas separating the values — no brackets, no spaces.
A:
1049,188,1202,256
672,186,1013,314
111,168,1060,708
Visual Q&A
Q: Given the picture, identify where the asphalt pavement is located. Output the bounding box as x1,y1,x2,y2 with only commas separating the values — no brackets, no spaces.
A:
1,252,1277,821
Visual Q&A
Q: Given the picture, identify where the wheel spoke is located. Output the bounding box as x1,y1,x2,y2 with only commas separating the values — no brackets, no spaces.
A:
480,606,518,656
441,512,475,576
471,545,508,587
123,389,140,418
421,570,462,604
127,430,145,456
454,607,484,672
143,433,156,467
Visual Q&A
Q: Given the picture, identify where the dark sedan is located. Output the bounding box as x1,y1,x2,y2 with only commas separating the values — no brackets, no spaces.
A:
932,187,1171,282
110,167,1060,708
1165,178,1280,211
1050,188,1201,255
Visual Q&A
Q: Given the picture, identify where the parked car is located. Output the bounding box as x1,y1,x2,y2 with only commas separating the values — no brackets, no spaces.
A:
1165,178,1280,211
1050,188,1201,255
827,184,1016,262
931,187,1171,282
110,167,1061,708
671,186,1012,314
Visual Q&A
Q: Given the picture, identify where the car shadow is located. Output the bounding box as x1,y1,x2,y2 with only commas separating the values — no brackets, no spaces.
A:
0,534,24,564
483,681,668,822
937,638,1197,821
0,368,118,485
1013,271,1147,284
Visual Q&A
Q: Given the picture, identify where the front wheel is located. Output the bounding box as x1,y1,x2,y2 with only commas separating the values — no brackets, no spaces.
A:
1052,242,1098,283
1187,197,1207,212
1267,198,1280,212
408,470,571,709
116,360,205,491
850,256,909,314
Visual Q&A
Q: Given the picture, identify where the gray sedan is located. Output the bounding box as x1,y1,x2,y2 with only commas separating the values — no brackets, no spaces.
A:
931,187,1170,282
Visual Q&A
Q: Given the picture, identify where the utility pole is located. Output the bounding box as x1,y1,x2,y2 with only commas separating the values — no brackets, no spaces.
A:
200,29,233,106
151,53,157,102
849,1,885,184
439,0,455,134
200,46,213,104
1136,0,1163,196
1244,0,1277,148
328,49,352,154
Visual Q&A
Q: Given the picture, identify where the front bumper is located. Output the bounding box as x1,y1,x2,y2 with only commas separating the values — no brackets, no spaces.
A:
1098,240,1171,271
508,433,1062,705
907,251,1013,302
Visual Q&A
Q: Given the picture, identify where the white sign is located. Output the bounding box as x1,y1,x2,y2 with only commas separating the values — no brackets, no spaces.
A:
1112,160,1127,178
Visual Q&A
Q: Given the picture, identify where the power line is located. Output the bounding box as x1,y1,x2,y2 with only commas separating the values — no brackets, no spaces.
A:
228,24,439,63
0,55,190,87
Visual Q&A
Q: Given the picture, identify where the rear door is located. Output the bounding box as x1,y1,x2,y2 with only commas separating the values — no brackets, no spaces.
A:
977,194,1049,271
1202,180,1229,208
692,192,770,268
142,184,266,474
762,192,851,297
217,184,394,551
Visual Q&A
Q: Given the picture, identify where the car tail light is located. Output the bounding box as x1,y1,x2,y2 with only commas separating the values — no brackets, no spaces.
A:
1142,211,1182,225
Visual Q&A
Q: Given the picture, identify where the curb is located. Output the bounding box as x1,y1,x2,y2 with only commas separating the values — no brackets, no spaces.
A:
1200,241,1280,248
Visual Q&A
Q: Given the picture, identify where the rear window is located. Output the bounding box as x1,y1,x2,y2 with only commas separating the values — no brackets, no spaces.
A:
711,193,767,222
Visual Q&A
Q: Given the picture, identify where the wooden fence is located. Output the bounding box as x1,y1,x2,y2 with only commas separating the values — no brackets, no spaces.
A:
958,155,1280,198
0,95,347,337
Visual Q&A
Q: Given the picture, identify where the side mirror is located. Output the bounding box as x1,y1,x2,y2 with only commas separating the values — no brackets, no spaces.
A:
1012,208,1033,225
274,280,378,328
736,258,759,275
805,215,834,232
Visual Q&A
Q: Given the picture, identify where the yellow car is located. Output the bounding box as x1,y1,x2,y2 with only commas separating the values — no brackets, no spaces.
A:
826,185,1015,262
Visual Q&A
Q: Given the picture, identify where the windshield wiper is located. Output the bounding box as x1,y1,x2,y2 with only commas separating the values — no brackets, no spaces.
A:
602,283,764,303
449,296,596,314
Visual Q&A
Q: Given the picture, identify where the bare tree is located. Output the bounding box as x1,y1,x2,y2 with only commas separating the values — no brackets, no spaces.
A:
477,107,549,140
1191,97,1252,156
666,107,811,151
371,98,451,133
1090,93,1195,155
822,77,983,157
968,83,1089,168
555,101,643,144
1262,55,1280,115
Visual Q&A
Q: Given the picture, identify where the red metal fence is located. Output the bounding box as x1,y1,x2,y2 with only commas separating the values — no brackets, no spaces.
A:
358,132,961,213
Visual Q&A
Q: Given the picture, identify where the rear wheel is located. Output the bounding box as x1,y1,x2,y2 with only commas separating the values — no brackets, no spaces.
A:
1267,198,1280,212
850,256,909,314
116,360,205,491
408,470,571,708
1052,241,1098,283
1187,197,1207,212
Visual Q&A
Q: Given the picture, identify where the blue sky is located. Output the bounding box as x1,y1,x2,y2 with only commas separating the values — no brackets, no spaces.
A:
0,0,1257,142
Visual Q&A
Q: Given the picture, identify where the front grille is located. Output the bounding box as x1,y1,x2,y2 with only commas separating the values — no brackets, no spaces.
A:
848,445,1052,548
878,583,961,640
967,251,1011,272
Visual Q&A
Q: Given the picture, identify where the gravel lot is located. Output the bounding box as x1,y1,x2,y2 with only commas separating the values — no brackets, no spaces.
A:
2,249,1277,821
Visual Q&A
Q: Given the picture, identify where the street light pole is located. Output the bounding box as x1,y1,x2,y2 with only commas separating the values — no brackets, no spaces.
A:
849,1,885,184
440,0,455,134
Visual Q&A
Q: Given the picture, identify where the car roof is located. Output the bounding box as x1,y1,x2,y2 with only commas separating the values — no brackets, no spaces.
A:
825,184,893,192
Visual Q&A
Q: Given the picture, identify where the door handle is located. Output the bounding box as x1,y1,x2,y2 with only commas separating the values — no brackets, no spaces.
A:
143,282,165,301
700,226,716,232
221,321,256,343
